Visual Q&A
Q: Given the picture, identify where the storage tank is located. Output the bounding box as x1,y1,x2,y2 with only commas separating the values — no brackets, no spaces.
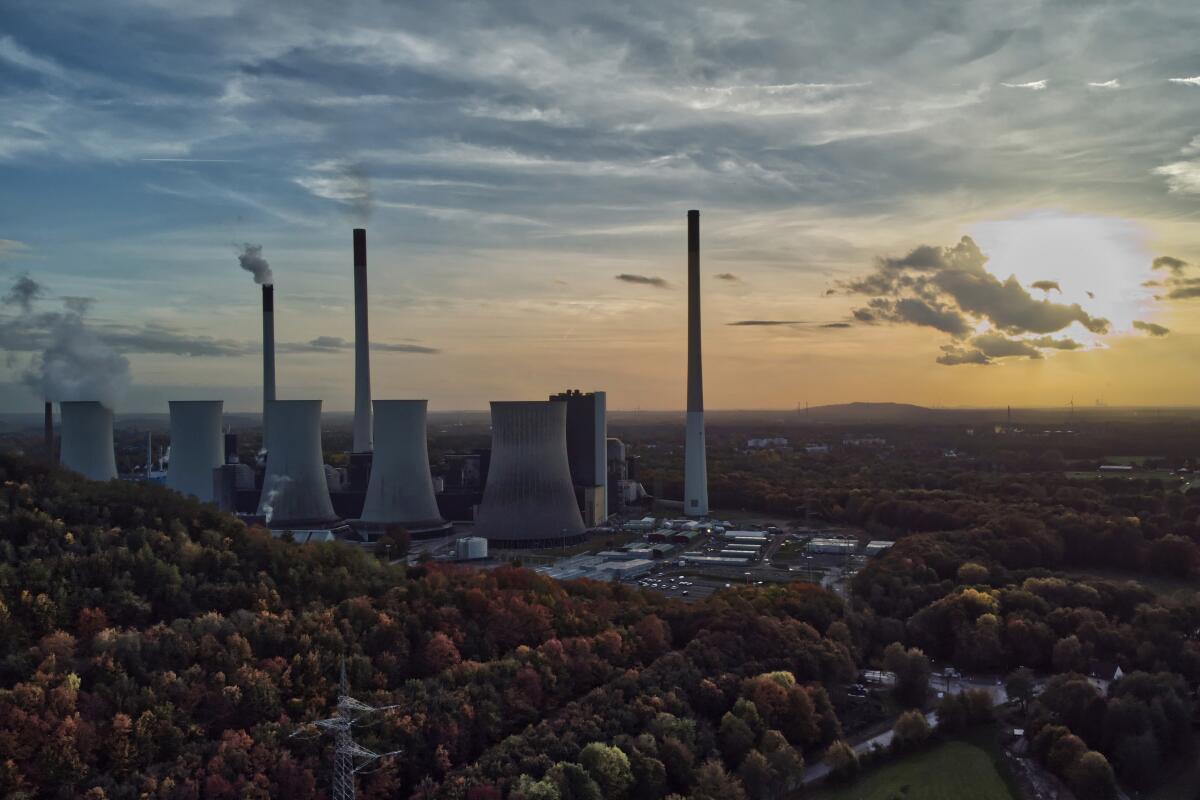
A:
359,400,448,532
256,400,337,526
58,401,118,481
474,400,585,548
166,400,223,502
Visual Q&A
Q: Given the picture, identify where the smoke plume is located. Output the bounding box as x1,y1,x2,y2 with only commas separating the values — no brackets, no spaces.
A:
237,243,273,285
2,274,132,406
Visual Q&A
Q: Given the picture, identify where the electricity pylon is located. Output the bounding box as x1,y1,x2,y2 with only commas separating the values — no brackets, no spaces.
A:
291,661,402,800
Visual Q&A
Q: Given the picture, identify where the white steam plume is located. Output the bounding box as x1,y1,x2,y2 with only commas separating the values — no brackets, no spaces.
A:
237,243,273,285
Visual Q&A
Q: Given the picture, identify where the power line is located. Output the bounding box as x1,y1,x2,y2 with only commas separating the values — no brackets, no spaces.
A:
290,660,402,800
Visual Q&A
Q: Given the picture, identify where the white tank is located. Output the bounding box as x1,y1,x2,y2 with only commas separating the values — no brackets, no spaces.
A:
256,400,337,525
474,400,585,548
360,400,447,531
166,401,223,502
59,401,117,481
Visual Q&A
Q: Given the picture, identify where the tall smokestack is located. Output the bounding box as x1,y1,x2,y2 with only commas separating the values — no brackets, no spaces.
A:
684,210,709,517
352,228,372,453
44,401,53,462
262,284,276,445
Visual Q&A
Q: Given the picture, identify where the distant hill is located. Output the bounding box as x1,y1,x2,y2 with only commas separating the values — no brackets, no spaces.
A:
803,402,941,423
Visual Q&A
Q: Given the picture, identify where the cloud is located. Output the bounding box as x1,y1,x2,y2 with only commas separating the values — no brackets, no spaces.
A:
1168,76,1200,86
2,273,43,313
1001,80,1048,91
1087,80,1120,89
295,160,374,223
98,323,254,357
280,336,438,354
1149,255,1200,299
936,346,991,366
1153,255,1189,273
615,273,669,288
714,273,741,282
820,322,852,328
0,239,29,260
837,235,1114,361
0,36,70,81
727,320,802,326
1153,161,1200,194
1133,320,1169,337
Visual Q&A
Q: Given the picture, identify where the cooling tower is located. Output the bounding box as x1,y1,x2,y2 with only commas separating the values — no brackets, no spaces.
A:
684,209,709,517
262,284,276,445
359,400,448,532
256,399,338,526
166,400,223,502
474,400,586,548
59,401,117,481
352,228,372,454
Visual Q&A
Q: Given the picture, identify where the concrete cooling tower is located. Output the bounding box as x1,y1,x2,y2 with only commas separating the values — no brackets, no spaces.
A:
256,400,338,526
474,400,586,548
166,400,223,502
59,401,117,481
359,400,449,533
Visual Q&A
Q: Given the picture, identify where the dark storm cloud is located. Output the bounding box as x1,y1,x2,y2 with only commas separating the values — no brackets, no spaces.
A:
1148,256,1200,300
615,273,669,288
1133,320,1170,336
98,323,254,357
1030,280,1061,293
728,320,802,326
864,297,972,337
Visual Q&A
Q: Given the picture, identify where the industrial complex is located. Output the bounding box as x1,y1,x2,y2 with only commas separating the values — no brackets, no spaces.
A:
49,216,709,549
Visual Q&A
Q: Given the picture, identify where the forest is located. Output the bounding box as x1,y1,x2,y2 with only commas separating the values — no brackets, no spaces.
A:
4,432,1200,798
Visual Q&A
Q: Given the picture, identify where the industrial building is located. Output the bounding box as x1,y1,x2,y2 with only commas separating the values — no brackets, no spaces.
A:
717,549,756,560
165,401,223,502
866,540,895,557
358,400,449,535
257,400,339,529
723,531,770,544
684,209,709,517
59,401,117,482
606,438,644,514
473,400,586,548
550,389,607,527
681,555,751,567
455,536,488,561
807,538,859,555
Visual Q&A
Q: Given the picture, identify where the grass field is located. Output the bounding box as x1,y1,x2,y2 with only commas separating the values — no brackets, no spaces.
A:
805,737,1019,800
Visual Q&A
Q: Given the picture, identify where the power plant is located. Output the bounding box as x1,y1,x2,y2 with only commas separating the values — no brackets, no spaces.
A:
359,400,449,533
349,228,373,490
166,400,223,502
45,213,712,545
550,389,607,527
59,401,117,482
262,283,276,448
257,399,339,528
474,400,586,548
684,209,709,517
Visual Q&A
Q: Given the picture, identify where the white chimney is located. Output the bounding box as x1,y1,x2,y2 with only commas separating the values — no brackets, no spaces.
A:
59,401,117,481
352,228,372,453
360,400,446,531
166,400,224,502
256,399,337,525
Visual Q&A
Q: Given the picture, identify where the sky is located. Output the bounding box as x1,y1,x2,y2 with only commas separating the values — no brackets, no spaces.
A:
1,0,1199,412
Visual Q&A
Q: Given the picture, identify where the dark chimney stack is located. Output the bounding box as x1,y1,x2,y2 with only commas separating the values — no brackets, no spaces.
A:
44,401,53,463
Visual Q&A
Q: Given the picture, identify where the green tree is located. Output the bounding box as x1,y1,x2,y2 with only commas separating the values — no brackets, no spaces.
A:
579,743,633,800
1005,667,1036,714
1068,751,1117,800
822,740,859,782
891,710,930,751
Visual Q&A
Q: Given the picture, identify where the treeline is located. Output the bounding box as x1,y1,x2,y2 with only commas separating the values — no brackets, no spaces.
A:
0,455,857,799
